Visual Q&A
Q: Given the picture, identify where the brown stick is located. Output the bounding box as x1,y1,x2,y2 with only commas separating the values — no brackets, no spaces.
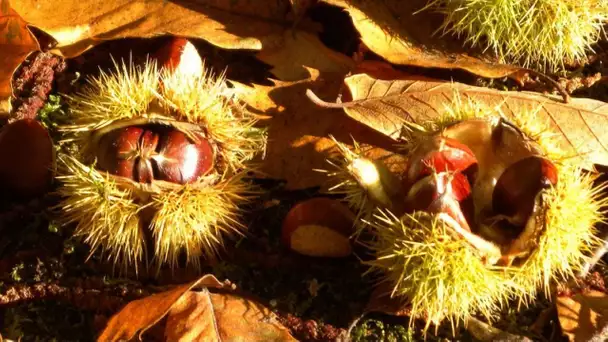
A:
523,68,571,104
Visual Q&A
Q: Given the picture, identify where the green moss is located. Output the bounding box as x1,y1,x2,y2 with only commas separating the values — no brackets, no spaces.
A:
37,94,68,136
350,317,414,342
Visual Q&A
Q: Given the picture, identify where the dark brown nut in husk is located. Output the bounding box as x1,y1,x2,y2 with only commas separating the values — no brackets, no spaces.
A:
96,125,215,184
324,98,605,334
55,50,266,272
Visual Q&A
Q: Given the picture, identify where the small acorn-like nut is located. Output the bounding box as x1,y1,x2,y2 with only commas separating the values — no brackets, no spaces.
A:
0,119,54,197
405,136,477,185
281,197,356,258
153,37,203,78
96,125,215,184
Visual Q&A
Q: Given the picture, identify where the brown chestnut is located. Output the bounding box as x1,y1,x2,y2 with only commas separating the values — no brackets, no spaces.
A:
492,156,558,226
96,125,214,184
405,172,473,232
281,197,356,258
153,37,203,78
0,119,54,197
474,156,558,254
405,136,477,187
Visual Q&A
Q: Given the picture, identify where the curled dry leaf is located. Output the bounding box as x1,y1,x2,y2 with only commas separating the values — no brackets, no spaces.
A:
322,0,522,79
313,73,608,171
0,0,39,115
12,0,318,58
557,290,608,342
232,68,405,189
98,274,296,342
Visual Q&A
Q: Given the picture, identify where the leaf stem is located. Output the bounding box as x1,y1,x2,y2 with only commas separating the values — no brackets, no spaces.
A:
306,89,352,109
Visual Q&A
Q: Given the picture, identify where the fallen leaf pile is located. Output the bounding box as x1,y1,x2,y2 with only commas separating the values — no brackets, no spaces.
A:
3,0,608,340
98,275,297,342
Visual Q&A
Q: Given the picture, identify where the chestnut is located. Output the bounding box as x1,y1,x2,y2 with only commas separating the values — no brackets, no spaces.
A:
0,119,54,198
96,125,215,184
281,197,356,258
405,172,473,232
405,136,477,187
153,37,203,78
493,156,558,222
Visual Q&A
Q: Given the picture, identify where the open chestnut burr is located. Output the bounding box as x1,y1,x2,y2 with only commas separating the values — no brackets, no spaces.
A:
326,102,605,333
54,55,266,273
400,118,561,266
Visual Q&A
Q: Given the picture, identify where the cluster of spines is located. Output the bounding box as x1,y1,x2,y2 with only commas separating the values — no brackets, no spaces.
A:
425,0,608,71
64,58,266,173
56,58,265,272
55,155,147,273
329,93,607,333
319,138,374,232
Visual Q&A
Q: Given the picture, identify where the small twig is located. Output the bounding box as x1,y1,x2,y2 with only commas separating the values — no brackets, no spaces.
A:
343,312,367,342
0,281,149,314
523,68,570,104
306,89,353,109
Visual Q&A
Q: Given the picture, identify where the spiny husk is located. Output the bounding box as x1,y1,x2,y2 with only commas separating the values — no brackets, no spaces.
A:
55,155,149,273
367,167,605,333
399,92,567,163
319,137,389,238
56,153,256,272
56,58,265,271
425,0,608,72
62,58,266,172
364,94,607,333
365,210,517,332
320,137,426,239
149,171,253,270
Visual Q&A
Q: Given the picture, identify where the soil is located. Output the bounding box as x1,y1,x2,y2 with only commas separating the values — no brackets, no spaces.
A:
3,5,608,342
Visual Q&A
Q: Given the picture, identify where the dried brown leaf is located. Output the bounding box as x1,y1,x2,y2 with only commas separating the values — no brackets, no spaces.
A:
0,0,39,115
98,274,296,341
289,0,317,18
98,274,226,341
233,70,403,189
323,0,522,79
12,0,316,58
256,30,354,81
165,290,296,341
329,73,608,171
557,290,608,342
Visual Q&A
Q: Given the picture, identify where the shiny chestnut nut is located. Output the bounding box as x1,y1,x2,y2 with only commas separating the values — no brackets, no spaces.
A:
0,119,54,198
96,125,215,184
404,136,478,188
405,172,473,232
